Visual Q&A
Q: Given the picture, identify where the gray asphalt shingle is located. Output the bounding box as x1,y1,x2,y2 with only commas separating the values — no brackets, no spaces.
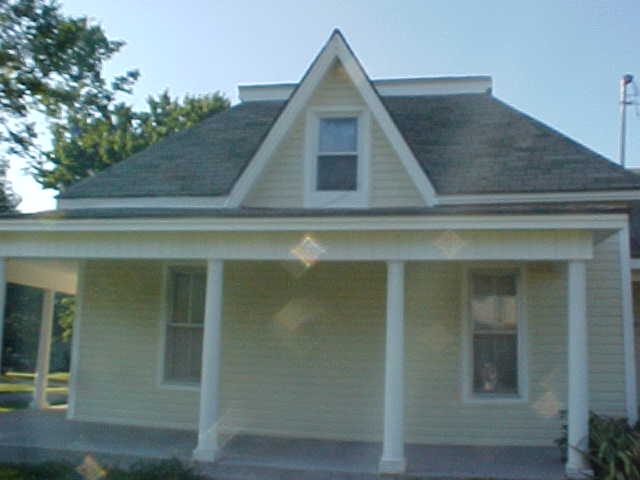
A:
59,93,640,199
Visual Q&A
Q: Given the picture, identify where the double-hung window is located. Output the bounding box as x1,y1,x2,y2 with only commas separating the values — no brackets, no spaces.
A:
317,117,358,191
163,268,206,384
465,269,526,400
305,108,369,207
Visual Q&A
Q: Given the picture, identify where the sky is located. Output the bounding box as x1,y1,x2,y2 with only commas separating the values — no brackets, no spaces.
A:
8,0,640,212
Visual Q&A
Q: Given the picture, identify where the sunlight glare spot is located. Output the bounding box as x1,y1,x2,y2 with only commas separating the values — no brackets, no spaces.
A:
290,235,326,267
433,230,466,259
76,455,106,480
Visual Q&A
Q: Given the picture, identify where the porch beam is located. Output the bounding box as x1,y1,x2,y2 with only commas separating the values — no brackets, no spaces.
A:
379,260,407,474
566,260,591,478
31,289,55,409
193,259,224,462
0,258,6,373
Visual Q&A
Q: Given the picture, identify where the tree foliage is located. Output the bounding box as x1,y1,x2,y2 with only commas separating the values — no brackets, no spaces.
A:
1,284,73,373
0,0,138,159
34,90,230,190
0,159,19,212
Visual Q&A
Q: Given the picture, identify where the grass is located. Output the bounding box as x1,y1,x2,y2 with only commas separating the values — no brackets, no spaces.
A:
0,371,69,411
4,371,69,382
0,371,69,393
0,383,68,394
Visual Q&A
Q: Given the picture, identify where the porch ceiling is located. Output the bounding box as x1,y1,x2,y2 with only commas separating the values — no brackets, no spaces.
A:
7,259,77,294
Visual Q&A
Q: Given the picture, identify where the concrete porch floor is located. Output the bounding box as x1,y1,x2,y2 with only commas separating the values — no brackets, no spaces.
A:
0,409,565,480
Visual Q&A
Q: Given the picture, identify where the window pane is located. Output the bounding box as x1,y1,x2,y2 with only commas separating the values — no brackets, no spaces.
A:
495,274,517,296
471,296,498,330
472,274,494,296
165,326,203,382
171,273,190,324
317,155,357,191
191,274,206,324
319,118,357,153
471,273,517,331
500,297,518,329
473,334,518,395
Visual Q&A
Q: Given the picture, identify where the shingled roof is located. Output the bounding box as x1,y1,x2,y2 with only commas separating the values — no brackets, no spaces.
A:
59,92,640,199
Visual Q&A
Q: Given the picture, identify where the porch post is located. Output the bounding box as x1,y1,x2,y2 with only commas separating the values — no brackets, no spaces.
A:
379,260,407,474
566,260,591,478
31,289,55,409
0,258,6,374
193,259,224,462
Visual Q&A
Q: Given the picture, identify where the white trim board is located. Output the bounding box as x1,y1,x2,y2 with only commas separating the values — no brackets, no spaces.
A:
57,190,640,211
58,196,228,210
618,226,638,423
226,30,437,208
0,213,627,232
439,191,640,204
66,260,86,420
0,229,594,262
238,75,493,102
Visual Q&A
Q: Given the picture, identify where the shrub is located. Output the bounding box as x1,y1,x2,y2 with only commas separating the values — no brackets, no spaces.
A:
105,459,205,480
0,459,204,480
0,461,80,479
556,411,640,480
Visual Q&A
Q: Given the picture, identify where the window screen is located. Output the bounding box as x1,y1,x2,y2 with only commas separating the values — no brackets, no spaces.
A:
470,272,519,395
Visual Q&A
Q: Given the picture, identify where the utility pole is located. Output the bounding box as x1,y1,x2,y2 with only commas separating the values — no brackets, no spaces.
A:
620,74,634,167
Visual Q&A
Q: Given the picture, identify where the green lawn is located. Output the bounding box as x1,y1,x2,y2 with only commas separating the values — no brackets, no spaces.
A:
0,371,69,411
3,371,69,382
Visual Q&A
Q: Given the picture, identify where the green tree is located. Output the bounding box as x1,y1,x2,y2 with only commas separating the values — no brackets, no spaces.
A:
0,0,138,161
0,159,19,212
34,90,229,190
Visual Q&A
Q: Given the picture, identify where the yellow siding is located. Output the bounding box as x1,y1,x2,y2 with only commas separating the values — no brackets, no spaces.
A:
75,235,627,445
74,260,199,428
245,60,423,208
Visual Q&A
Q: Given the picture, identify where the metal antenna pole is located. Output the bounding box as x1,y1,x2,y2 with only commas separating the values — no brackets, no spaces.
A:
620,74,634,167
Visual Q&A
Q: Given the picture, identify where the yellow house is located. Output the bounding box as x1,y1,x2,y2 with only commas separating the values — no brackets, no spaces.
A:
2,31,640,479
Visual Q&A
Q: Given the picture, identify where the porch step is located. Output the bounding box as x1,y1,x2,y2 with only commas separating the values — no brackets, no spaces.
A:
199,462,380,480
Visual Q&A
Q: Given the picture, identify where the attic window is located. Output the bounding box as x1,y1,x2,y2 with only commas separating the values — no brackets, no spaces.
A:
317,118,358,191
304,107,370,208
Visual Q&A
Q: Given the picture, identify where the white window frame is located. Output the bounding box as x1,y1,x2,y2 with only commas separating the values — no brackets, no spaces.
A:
460,264,529,404
157,263,205,391
304,105,370,208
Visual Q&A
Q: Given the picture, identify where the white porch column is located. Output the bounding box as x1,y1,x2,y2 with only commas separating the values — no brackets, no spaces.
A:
31,289,55,409
193,259,224,462
566,260,591,478
0,258,6,374
379,260,407,474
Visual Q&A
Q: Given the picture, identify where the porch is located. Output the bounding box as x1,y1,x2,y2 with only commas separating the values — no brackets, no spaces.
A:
0,221,632,479
0,409,564,479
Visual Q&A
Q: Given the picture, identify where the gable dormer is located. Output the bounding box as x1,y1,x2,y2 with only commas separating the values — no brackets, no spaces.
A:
303,60,369,208
231,30,437,209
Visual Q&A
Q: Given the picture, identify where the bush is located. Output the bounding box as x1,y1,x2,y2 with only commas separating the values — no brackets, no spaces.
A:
0,461,80,479
105,459,205,480
0,459,204,480
556,411,640,480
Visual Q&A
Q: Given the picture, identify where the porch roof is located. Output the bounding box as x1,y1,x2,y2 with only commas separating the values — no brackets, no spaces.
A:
0,202,629,221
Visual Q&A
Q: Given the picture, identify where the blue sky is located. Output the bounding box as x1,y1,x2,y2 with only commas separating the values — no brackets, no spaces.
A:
9,0,640,211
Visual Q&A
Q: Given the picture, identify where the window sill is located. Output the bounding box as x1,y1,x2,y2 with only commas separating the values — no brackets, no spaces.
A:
462,394,528,406
159,381,201,392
